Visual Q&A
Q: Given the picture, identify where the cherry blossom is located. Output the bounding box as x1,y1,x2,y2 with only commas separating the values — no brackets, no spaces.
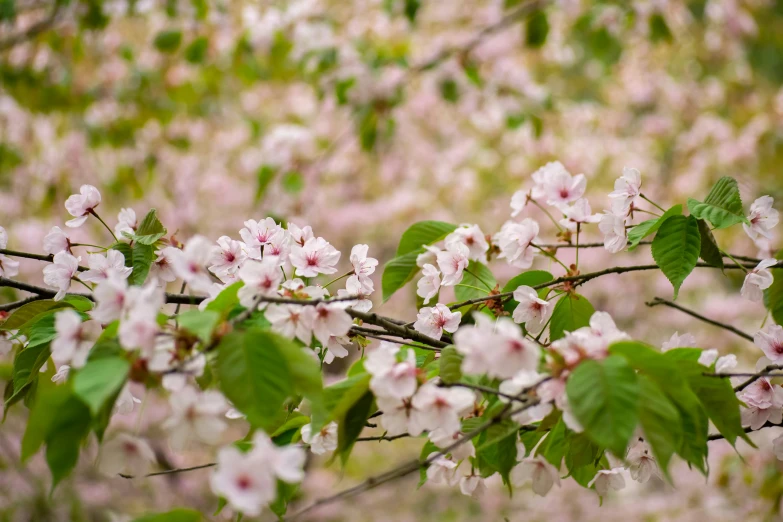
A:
51,364,70,384
287,222,314,246
511,456,561,496
301,421,338,455
80,250,132,283
210,447,277,517
42,251,81,300
0,226,19,278
588,468,626,497
626,440,661,483
113,384,142,415
661,331,697,351
376,395,417,436
445,224,489,262
305,302,353,345
64,184,102,228
741,258,778,302
96,433,156,478
426,454,461,486
51,310,102,368
740,377,783,430
337,276,373,312
774,434,783,461
510,189,529,218
410,383,475,435
210,236,248,279
239,217,283,258
608,167,642,214
265,304,314,344
698,348,718,367
166,235,217,292
162,386,228,450
114,208,137,238
91,277,128,323
237,256,284,308
495,218,539,269
715,354,737,373
413,303,462,339
148,248,178,283
499,371,553,424
459,474,486,498
348,243,378,292
365,342,419,399
754,324,783,364
743,196,779,241
512,285,553,333
320,335,351,364
560,198,601,231
428,428,475,460
531,161,587,209
416,245,441,268
417,263,441,304
118,283,164,354
263,228,292,261
436,241,470,287
43,226,71,255
290,236,341,277
599,212,628,253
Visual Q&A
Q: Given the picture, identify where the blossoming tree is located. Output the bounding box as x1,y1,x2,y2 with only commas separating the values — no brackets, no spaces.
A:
0,166,781,520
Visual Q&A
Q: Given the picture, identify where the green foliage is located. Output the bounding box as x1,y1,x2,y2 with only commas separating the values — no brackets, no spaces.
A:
454,261,496,302
132,509,202,522
549,293,595,341
502,270,554,313
185,36,209,64
687,176,748,229
766,269,783,325
526,9,550,48
537,417,567,466
649,14,673,43
0,299,72,331
320,372,371,428
636,374,681,478
337,391,374,463
475,421,518,485
205,281,242,318
566,355,639,457
72,357,129,416
125,209,167,245
651,215,701,299
177,309,221,343
626,204,682,250
129,242,156,286
381,251,421,302
438,346,463,384
153,30,183,53
697,219,724,270
4,343,49,412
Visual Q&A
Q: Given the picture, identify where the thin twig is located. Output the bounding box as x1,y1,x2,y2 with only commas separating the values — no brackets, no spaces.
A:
734,364,783,392
708,422,782,441
645,297,754,342
0,248,88,271
118,462,216,479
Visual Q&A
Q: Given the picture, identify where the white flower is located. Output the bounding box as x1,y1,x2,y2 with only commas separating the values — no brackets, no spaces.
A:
741,259,778,302
510,189,529,218
445,225,489,262
43,251,81,300
287,222,314,246
167,236,216,293
416,245,441,268
698,348,718,367
608,167,642,214
0,228,19,276
114,208,137,238
237,256,284,308
460,474,486,498
413,303,461,339
64,185,102,227
599,212,627,253
162,386,228,451
417,264,441,304
511,456,561,496
499,371,552,424
365,342,419,399
456,315,541,379
426,453,460,486
290,237,340,278
51,309,101,368
436,241,470,287
376,395,417,436
113,384,142,415
755,324,783,364
239,218,283,259
349,244,378,293
96,433,156,478
559,198,601,231
43,226,71,255
495,219,539,269
588,468,626,497
51,364,70,384
305,302,353,345
512,285,552,333
265,304,313,344
301,422,338,455
743,196,779,241
263,228,292,262
210,447,276,517
410,383,475,436
91,277,128,323
0,226,6,249
661,331,697,351
428,428,475,460
715,354,737,373
626,440,660,483
251,431,306,483
740,378,783,430
531,161,587,209
773,433,783,461
321,335,351,364
80,250,132,283
337,276,373,312
210,236,248,278
117,283,164,354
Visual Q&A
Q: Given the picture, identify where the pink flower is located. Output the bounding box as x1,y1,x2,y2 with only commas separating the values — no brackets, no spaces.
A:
64,185,101,228
264,304,313,344
97,433,156,478
410,383,475,436
304,302,353,345
287,222,314,246
445,225,489,262
301,422,338,455
237,256,284,308
413,303,462,339
455,315,540,379
167,235,216,293
0,226,19,276
599,212,627,253
743,196,779,241
91,277,128,323
43,226,71,255
626,440,661,483
741,258,777,302
149,248,178,284
661,331,697,351
210,236,248,279
495,218,539,269
114,208,137,238
532,161,587,209
416,263,441,304
349,243,378,293
240,218,283,259
51,309,101,368
559,198,601,231
43,251,81,300
80,250,132,283
436,241,470,287
512,285,553,333
511,456,561,496
510,189,529,218
608,167,642,214
290,237,341,278
426,454,460,486
365,342,418,399
754,324,783,363
588,468,626,497
337,276,373,312
376,395,417,436
162,386,227,450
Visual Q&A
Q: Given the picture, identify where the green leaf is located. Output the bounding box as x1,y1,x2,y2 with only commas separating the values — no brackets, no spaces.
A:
537,418,567,467
153,30,183,53
129,242,155,286
687,176,748,229
319,373,371,429
396,221,457,257
184,36,209,64
130,209,167,245
72,357,129,416
475,423,518,485
697,219,724,270
132,509,202,522
549,293,595,341
439,346,463,384
627,204,683,251
637,375,681,479
110,242,134,268
765,269,783,326
502,270,554,313
651,215,701,299
177,309,221,343
205,281,242,318
62,295,94,312
4,343,49,411
381,251,421,302
45,395,92,489
566,356,639,457
337,391,374,463
649,13,673,42
526,9,549,48
454,261,496,302
0,300,70,331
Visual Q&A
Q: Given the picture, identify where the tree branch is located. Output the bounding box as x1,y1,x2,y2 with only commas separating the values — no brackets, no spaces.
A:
118,462,216,479
733,364,783,392
645,297,754,342
708,422,782,441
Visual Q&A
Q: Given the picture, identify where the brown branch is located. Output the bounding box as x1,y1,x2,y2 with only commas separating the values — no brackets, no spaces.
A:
0,248,88,271
645,297,754,342
708,422,782,441
734,364,783,392
118,462,216,479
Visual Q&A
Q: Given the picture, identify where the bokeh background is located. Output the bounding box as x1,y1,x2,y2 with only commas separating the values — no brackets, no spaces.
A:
1,0,783,520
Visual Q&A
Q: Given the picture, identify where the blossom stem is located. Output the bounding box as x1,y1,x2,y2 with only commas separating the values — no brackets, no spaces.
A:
639,193,666,213
529,199,564,232
634,208,663,217
70,242,107,250
89,209,118,242
721,249,750,274
72,277,92,292
463,267,493,291
531,243,569,272
280,266,287,282
323,271,352,288
732,364,783,392
645,297,753,342
455,283,489,294
575,223,580,270
118,462,217,479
